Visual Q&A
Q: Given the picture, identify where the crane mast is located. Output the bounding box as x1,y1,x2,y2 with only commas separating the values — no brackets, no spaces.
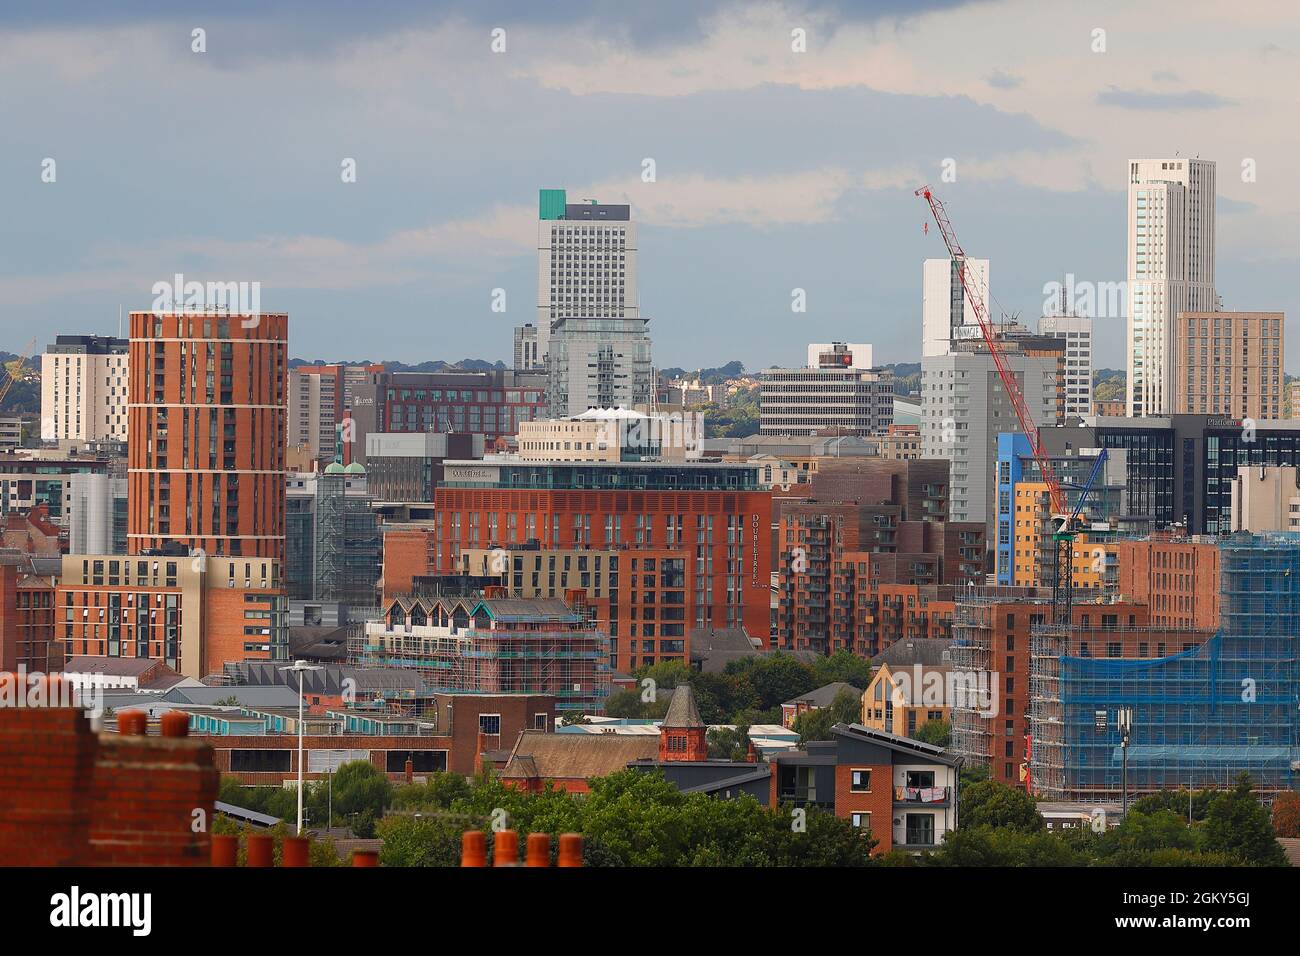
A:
915,186,1077,622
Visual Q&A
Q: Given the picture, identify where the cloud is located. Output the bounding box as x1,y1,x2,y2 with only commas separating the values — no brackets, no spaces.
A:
1096,86,1234,110
0,0,980,58
986,68,1022,89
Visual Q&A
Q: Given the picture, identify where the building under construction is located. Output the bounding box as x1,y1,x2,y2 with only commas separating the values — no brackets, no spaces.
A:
949,586,1047,786
353,592,611,714
1029,533,1300,799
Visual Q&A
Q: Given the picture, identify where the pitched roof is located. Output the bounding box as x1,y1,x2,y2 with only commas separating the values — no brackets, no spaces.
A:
62,656,189,689
500,731,659,782
783,681,859,708
63,656,159,678
830,722,963,767
688,627,759,673
678,766,773,795
473,597,579,624
871,638,954,669
662,684,704,728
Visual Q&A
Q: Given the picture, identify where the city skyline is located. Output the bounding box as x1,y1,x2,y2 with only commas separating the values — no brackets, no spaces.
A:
3,2,1298,372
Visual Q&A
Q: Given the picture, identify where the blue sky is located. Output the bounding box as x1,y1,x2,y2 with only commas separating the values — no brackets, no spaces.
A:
2,0,1297,371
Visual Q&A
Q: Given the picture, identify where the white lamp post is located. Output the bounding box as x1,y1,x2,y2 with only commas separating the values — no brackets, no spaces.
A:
280,660,323,835
1116,706,1133,817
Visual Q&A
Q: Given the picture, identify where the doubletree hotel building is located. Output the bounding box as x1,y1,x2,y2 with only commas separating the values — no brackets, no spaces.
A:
433,459,772,671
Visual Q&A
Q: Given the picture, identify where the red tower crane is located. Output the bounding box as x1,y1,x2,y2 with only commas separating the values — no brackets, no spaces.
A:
915,186,1078,623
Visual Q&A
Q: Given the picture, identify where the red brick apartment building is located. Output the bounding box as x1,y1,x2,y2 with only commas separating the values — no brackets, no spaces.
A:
432,460,773,669
775,508,982,655
1109,537,1221,630
457,543,735,671
127,311,288,563
767,725,962,854
772,457,983,657
0,557,57,672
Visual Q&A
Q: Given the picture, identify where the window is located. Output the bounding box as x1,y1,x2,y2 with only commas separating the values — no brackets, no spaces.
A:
905,813,935,847
230,749,291,773
534,713,549,730
385,750,448,773
850,769,871,792
850,812,871,830
905,770,935,789
478,714,501,735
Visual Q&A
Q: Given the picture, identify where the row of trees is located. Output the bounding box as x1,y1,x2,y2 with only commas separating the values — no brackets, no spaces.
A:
217,762,392,838
216,762,1288,867
378,767,875,867
603,651,873,726
885,771,1287,867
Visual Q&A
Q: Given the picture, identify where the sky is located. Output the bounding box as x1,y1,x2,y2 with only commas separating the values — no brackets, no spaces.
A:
3,0,1299,372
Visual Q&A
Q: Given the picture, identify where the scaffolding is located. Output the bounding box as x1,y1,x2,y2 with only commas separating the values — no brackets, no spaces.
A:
1030,533,1300,798
350,597,611,714
949,587,1044,768
314,471,382,607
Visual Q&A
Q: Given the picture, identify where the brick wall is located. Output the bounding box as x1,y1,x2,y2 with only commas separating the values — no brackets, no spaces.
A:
382,528,436,600
0,685,218,866
833,763,893,854
88,726,218,866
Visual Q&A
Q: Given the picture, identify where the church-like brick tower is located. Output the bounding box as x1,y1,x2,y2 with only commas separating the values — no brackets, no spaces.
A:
658,684,708,762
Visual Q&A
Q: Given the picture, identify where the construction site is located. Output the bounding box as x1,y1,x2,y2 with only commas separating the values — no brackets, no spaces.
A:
350,592,611,715
1029,533,1300,800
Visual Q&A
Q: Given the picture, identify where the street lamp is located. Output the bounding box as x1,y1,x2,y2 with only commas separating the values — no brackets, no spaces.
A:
1116,706,1133,817
280,660,323,835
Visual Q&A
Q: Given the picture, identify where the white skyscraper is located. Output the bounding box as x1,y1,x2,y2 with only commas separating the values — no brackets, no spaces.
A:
536,188,651,416
1039,313,1093,419
1126,158,1216,417
922,257,990,358
40,335,129,444
921,344,1059,528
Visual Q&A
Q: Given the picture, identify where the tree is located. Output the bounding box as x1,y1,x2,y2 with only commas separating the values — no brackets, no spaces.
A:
810,650,873,689
1272,791,1300,838
913,719,951,748
960,762,990,788
1202,773,1288,865
391,771,473,811
959,780,1044,832
726,653,819,711
631,660,693,693
1102,808,1199,856
603,687,668,719
707,725,751,761
791,689,861,744
309,760,392,838
928,826,1084,867
1130,787,1214,822
376,814,465,867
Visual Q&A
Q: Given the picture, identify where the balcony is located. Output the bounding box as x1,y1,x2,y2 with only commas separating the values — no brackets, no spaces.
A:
777,787,833,811
894,785,951,806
